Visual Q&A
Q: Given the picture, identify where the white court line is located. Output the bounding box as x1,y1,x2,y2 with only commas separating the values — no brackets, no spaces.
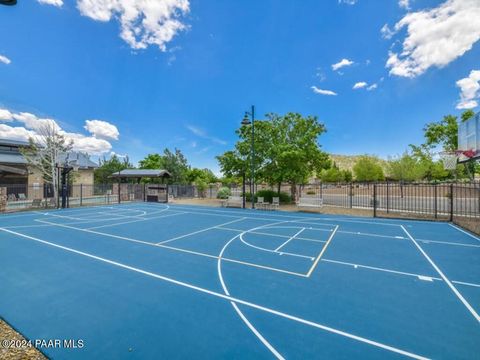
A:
452,280,480,288
306,225,339,277
417,239,480,248
338,230,406,241
0,227,428,360
167,204,402,226
275,228,306,252
448,224,480,243
86,212,187,230
401,225,480,323
156,218,247,245
217,226,326,243
34,218,306,277
322,258,442,282
217,233,285,359
238,232,314,260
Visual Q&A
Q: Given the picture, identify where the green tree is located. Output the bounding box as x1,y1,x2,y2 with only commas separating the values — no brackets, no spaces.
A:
186,168,218,184
353,156,385,181
320,167,344,183
387,152,427,181
139,148,190,184
94,154,133,184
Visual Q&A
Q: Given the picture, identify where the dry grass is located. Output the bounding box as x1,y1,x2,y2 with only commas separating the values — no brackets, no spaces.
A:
0,319,47,360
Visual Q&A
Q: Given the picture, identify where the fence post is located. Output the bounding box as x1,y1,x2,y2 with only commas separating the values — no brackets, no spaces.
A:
143,183,146,202
349,182,353,208
373,183,377,217
434,183,437,219
80,184,83,207
118,182,121,204
450,183,454,222
386,182,389,213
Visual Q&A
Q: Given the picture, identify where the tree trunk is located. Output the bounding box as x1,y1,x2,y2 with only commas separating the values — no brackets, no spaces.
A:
277,182,281,195
290,183,297,202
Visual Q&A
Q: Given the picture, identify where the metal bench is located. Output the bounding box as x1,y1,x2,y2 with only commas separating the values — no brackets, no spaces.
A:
222,195,243,208
297,196,323,209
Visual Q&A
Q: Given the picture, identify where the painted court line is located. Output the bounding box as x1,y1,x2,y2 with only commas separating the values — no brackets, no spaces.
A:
34,218,307,277
306,225,339,277
156,217,247,245
216,226,326,244
448,224,480,243
321,258,442,283
417,239,480,248
401,225,480,323
87,211,187,230
275,228,306,252
0,227,428,360
217,233,285,359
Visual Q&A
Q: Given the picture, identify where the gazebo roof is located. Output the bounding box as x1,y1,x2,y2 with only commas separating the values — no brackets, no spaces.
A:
109,169,171,178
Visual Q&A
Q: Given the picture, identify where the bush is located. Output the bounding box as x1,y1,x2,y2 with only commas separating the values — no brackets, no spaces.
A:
245,190,292,204
217,187,231,199
306,190,316,195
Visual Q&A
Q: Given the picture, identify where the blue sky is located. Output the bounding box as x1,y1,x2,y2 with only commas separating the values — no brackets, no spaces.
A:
0,0,479,174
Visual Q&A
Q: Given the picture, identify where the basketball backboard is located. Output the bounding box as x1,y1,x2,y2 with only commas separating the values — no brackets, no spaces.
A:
458,112,480,162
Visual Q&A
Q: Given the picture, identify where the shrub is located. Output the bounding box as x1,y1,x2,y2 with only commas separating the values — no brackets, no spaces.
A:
217,187,231,199
245,190,292,204
306,190,316,195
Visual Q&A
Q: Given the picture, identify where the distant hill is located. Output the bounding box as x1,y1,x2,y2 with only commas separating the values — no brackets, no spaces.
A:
329,154,389,172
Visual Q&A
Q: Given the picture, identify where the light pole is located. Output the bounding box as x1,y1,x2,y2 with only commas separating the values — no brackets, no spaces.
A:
241,105,255,209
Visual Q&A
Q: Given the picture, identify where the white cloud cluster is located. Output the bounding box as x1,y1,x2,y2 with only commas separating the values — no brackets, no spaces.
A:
385,0,480,78
353,82,377,91
456,70,480,109
76,0,190,51
186,125,227,145
332,58,354,71
0,108,118,154
0,55,11,65
353,82,367,89
37,0,63,7
338,0,357,5
311,86,337,96
398,0,410,10
84,119,119,140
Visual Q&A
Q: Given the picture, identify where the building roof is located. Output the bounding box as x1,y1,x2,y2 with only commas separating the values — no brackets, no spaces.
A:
110,169,171,178
0,138,30,147
58,152,98,169
0,152,27,165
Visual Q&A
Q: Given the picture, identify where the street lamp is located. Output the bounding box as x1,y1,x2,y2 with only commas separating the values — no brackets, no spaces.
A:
241,105,255,209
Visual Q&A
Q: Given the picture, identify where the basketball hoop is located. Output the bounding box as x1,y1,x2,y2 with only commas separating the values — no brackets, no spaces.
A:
439,152,458,170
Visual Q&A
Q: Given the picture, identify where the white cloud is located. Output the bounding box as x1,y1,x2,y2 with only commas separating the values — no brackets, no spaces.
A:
311,86,337,96
0,55,11,65
37,0,63,7
76,0,190,51
332,58,354,71
456,70,480,109
186,125,227,145
353,82,367,89
380,24,395,39
0,108,118,154
367,83,378,91
386,0,480,78
0,109,13,121
399,0,410,10
338,0,357,4
84,119,119,140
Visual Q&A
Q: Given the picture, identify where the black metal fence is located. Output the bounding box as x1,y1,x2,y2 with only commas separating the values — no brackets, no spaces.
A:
0,183,168,212
299,181,480,221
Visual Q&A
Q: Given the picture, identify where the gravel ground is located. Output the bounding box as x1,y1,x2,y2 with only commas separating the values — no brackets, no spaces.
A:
0,319,48,360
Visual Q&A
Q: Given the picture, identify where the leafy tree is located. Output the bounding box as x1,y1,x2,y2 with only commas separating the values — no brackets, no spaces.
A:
342,169,353,182
187,168,217,184
139,148,190,184
21,122,73,201
320,167,344,183
387,152,427,181
94,154,133,184
353,156,385,181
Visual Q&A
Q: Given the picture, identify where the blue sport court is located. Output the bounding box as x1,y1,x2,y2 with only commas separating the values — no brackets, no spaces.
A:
1,203,479,359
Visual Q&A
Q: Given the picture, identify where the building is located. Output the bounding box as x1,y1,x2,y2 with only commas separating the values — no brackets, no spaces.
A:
0,138,98,199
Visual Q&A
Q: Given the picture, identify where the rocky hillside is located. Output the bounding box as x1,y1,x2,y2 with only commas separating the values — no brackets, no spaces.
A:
329,154,388,172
